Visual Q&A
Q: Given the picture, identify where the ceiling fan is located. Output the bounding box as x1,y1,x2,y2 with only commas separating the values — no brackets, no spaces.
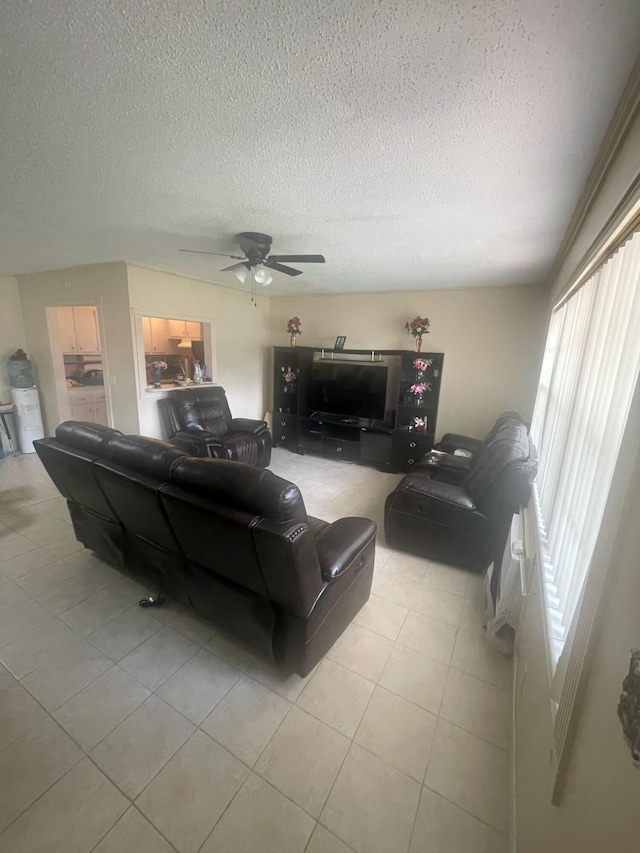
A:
180,232,325,290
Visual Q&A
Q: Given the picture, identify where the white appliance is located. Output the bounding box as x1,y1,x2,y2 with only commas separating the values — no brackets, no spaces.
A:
483,511,527,646
10,387,44,453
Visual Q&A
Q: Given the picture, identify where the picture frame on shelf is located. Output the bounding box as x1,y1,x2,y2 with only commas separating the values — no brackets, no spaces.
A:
334,336,346,350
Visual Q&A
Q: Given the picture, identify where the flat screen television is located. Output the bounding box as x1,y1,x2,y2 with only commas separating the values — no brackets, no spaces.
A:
308,361,388,421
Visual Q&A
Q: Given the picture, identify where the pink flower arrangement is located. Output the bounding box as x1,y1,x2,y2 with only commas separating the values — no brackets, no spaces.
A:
281,366,298,383
409,383,427,395
149,360,167,371
405,316,430,338
287,316,302,336
413,358,433,372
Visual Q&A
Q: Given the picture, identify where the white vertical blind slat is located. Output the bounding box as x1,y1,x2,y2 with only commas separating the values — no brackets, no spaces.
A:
531,230,640,661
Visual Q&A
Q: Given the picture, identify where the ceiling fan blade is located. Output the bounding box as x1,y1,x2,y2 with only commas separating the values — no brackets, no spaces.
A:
220,261,251,272
268,254,325,264
265,260,303,276
179,249,245,259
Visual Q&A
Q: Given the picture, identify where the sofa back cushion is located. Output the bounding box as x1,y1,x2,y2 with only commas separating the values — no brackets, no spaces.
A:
171,457,308,525
464,422,537,512
36,422,124,519
166,456,320,613
94,435,187,552
171,386,232,436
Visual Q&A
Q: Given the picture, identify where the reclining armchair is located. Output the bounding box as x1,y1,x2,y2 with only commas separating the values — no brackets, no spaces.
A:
159,386,272,467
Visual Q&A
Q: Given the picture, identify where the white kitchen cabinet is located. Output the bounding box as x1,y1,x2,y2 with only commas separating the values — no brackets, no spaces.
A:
166,320,202,340
92,393,108,425
74,306,100,353
58,306,101,354
58,308,77,352
69,388,108,425
143,317,168,353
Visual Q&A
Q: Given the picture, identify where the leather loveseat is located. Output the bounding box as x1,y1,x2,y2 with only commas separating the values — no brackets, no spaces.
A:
431,411,525,461
384,419,537,571
159,386,272,467
34,421,376,676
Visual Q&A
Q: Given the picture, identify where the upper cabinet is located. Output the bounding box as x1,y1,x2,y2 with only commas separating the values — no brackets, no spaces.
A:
166,320,202,340
143,317,168,353
58,306,101,354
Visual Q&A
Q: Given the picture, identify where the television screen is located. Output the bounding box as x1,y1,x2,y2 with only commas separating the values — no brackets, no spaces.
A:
309,362,388,421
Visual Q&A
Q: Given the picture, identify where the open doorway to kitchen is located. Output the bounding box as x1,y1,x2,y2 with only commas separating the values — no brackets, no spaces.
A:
46,305,111,428
140,316,214,389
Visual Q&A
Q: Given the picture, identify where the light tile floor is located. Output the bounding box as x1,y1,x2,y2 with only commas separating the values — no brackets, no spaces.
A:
0,448,512,853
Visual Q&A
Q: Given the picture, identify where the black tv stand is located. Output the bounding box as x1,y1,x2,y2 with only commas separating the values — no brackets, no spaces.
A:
272,346,444,472
310,412,387,430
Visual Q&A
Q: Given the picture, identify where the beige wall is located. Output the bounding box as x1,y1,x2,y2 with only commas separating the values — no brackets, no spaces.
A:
17,262,138,434
270,285,548,439
0,275,28,452
126,265,270,438
514,105,640,847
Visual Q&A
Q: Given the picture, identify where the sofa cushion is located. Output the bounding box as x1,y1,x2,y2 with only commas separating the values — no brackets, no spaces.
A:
55,420,123,454
171,457,308,525
101,434,188,478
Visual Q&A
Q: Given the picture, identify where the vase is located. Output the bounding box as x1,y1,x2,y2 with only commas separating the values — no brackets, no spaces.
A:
414,394,423,407
150,369,162,388
415,370,425,382
290,334,297,347
416,335,422,352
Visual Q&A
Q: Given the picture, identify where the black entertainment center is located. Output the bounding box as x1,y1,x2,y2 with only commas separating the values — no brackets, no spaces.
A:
272,346,444,472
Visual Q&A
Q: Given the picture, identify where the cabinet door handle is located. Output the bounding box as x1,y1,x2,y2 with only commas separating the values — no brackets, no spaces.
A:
336,447,342,453
280,435,286,441
409,441,416,448
408,458,414,464
281,421,286,426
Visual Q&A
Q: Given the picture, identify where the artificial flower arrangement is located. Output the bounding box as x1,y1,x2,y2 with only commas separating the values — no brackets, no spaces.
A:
405,316,430,338
287,316,302,337
412,416,426,432
281,365,298,384
409,382,428,396
149,360,167,372
413,358,433,372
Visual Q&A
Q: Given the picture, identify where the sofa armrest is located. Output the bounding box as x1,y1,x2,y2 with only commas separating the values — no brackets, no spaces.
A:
229,418,269,435
315,517,377,581
169,429,227,458
434,433,483,455
400,475,477,511
417,451,472,472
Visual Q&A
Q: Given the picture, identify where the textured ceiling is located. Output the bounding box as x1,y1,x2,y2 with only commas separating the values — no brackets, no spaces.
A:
2,1,640,295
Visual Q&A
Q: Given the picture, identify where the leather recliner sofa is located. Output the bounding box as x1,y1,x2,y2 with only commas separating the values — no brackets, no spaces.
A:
34,421,376,676
159,385,272,467
432,411,525,459
384,419,537,571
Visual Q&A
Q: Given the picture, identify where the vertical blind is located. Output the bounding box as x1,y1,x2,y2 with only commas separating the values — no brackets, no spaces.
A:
531,229,640,667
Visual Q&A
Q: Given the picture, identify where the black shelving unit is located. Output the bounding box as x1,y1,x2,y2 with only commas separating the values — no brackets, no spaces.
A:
272,346,444,472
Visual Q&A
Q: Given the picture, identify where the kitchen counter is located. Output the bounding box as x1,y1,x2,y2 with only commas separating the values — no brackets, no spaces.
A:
144,382,218,394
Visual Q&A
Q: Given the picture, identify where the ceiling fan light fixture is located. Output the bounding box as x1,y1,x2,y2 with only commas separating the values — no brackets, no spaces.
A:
233,266,249,284
253,264,273,286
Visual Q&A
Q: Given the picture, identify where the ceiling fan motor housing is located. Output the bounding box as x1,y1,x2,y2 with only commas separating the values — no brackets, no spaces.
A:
236,232,273,266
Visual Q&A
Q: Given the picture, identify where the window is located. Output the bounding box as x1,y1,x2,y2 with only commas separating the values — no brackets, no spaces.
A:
531,229,640,670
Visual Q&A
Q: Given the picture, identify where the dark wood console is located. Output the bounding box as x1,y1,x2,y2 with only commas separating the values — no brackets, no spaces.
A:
272,346,444,472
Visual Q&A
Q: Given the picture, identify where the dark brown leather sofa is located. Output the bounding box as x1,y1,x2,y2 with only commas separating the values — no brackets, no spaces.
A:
159,386,272,466
34,421,376,676
384,419,537,571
